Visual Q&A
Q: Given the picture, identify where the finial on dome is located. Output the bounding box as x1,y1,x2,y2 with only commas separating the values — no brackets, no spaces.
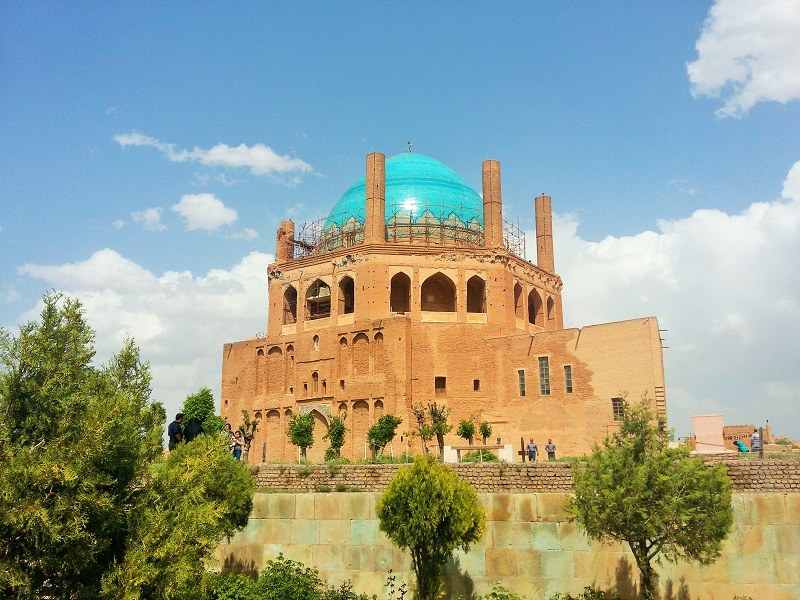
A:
407,140,413,153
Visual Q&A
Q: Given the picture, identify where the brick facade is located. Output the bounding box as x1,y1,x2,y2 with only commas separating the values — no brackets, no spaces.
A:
222,152,667,460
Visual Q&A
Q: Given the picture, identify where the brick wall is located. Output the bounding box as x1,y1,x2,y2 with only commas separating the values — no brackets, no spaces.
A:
254,457,800,494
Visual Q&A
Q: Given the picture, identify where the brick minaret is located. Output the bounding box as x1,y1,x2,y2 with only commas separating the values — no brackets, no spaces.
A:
364,152,386,244
275,219,295,263
535,194,554,273
482,159,503,247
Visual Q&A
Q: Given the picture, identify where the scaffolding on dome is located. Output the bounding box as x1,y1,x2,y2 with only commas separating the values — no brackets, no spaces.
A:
291,210,525,259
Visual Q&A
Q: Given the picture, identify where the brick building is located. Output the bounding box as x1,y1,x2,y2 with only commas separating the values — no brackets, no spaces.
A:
221,152,666,461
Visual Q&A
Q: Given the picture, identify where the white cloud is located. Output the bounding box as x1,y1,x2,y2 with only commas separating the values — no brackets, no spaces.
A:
529,159,800,437
687,0,800,117
113,219,126,229
16,249,271,426
114,132,313,177
171,193,238,231
131,207,167,232
232,227,259,241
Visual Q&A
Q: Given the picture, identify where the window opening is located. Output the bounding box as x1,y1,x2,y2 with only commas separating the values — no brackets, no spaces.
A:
313,335,319,351
338,276,355,314
421,273,456,312
564,365,573,394
473,379,480,391
283,286,297,324
305,279,331,320
339,379,345,390
528,289,543,326
312,371,319,395
538,357,550,395
390,272,411,313
612,397,624,421
466,275,487,313
435,376,447,395
518,370,526,397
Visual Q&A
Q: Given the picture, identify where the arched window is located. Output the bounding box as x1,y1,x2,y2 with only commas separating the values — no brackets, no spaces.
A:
547,296,555,326
390,272,411,313
466,275,486,313
312,371,319,395
313,335,319,351
306,279,331,320
528,289,544,326
283,285,297,324
338,276,355,315
514,283,524,319
421,273,456,312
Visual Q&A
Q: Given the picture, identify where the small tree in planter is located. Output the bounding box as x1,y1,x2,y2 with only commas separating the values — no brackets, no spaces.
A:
323,412,347,460
456,419,475,445
368,414,403,460
288,412,315,461
479,421,492,445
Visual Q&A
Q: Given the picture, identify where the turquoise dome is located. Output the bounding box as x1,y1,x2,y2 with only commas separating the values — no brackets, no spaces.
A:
322,153,484,239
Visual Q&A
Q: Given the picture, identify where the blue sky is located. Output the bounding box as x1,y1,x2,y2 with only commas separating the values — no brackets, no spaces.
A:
2,1,799,439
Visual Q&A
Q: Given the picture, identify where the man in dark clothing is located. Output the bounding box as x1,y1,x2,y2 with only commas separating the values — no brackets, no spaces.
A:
183,417,204,442
168,413,184,451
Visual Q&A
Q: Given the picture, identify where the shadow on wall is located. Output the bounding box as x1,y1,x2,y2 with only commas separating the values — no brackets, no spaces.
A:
602,557,690,600
444,554,476,600
221,553,259,580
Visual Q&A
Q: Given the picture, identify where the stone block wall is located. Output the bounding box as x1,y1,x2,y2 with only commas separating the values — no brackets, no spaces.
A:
253,457,800,494
216,490,800,600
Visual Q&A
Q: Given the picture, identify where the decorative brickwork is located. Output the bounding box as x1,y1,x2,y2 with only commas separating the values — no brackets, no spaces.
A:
254,457,800,494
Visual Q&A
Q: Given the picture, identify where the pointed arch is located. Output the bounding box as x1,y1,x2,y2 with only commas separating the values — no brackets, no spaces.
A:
390,272,411,313
421,272,456,312
305,279,331,320
546,296,556,327
283,285,297,324
466,275,486,313
514,283,524,319
528,289,544,326
338,276,355,315
306,409,329,463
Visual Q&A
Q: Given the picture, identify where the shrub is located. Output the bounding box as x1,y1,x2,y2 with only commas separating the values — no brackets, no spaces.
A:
549,587,621,600
462,448,498,462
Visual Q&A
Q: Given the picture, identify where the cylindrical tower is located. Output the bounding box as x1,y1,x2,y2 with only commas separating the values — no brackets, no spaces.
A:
535,194,555,273
482,160,503,248
275,220,295,263
364,152,386,244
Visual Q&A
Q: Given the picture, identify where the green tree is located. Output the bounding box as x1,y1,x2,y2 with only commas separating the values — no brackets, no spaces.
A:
101,435,254,599
323,412,347,460
568,395,733,600
411,404,434,454
478,421,492,445
428,402,452,457
0,293,254,600
377,455,486,600
255,554,324,600
456,419,475,445
182,386,224,434
238,410,260,463
368,414,403,458
288,412,315,460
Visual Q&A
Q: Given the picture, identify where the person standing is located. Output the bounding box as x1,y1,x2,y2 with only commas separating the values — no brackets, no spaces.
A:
751,428,761,452
545,438,556,460
526,438,538,462
232,430,244,461
167,413,184,451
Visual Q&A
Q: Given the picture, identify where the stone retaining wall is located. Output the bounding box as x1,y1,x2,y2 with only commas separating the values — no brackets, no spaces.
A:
254,457,800,494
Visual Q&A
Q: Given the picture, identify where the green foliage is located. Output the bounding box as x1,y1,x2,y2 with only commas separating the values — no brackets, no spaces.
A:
238,410,260,462
569,395,733,600
428,402,452,456
209,573,258,600
462,448,498,462
182,386,224,434
549,587,621,600
0,293,163,599
456,419,475,445
256,554,325,600
288,412,315,460
483,585,527,600
377,455,486,600
368,414,403,456
0,293,254,600
323,413,347,458
479,421,492,444
100,434,255,599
